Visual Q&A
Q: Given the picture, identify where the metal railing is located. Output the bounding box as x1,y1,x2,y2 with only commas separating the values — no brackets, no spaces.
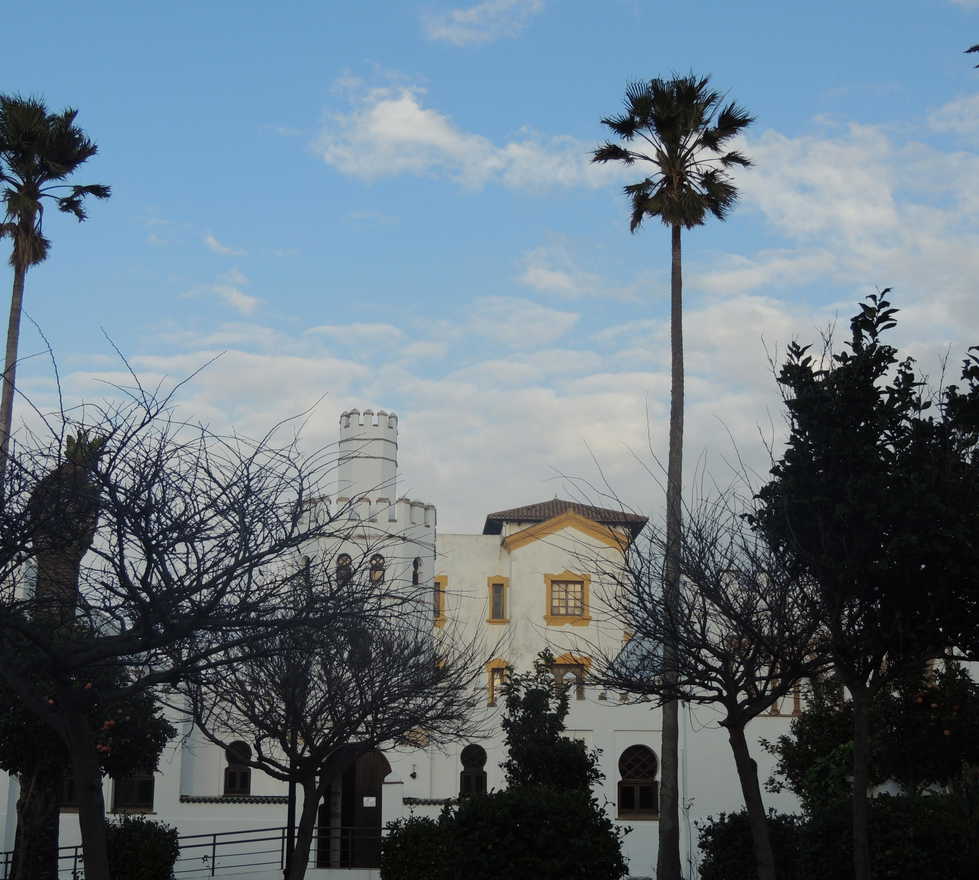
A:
1,825,383,880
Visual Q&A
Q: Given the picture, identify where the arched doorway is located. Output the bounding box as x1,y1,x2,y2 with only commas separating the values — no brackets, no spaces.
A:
317,749,391,869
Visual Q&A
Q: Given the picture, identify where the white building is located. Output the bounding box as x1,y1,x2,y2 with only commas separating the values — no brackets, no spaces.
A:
0,408,802,880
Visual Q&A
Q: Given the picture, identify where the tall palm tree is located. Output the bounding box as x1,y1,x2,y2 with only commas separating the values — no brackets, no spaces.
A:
593,75,753,880
0,95,109,465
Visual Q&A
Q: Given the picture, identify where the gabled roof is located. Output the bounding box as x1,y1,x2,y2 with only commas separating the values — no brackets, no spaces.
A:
483,498,647,539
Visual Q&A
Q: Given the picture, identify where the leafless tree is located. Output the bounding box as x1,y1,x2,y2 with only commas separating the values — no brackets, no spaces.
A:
0,382,372,880
185,562,485,880
591,492,828,880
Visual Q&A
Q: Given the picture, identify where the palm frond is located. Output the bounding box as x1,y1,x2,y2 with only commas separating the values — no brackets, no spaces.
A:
968,44,979,67
593,143,634,164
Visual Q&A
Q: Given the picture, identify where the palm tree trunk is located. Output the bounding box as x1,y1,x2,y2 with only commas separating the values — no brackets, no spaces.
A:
657,222,684,880
727,723,777,880
0,261,27,468
851,683,873,880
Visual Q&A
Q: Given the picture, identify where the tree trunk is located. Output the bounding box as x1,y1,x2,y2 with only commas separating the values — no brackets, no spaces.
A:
657,223,684,880
65,710,110,880
0,261,27,468
286,776,323,880
851,684,872,880
727,723,777,880
10,766,61,880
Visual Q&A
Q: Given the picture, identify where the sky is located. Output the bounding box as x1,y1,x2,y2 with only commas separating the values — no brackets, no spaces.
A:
2,0,978,533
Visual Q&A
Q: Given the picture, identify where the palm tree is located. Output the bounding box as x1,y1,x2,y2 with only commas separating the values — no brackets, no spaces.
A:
593,75,752,880
0,95,109,466
968,44,979,66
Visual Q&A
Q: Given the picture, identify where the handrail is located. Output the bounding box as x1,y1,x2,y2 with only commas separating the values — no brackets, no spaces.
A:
1,824,386,880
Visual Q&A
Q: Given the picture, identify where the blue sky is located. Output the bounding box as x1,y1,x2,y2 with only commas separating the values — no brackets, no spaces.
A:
2,0,979,530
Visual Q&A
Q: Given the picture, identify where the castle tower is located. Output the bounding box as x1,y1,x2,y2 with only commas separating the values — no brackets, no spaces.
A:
337,408,399,499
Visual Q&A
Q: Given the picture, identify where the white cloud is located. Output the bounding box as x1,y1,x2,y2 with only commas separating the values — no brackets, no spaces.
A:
400,340,449,359
468,296,579,348
423,0,544,46
693,249,837,297
928,93,979,138
182,269,261,315
315,83,622,190
518,243,645,301
203,233,247,256
307,323,404,344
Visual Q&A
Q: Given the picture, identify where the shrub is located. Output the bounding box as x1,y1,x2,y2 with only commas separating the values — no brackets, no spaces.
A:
696,810,804,880
105,815,179,880
381,814,448,880
447,786,627,880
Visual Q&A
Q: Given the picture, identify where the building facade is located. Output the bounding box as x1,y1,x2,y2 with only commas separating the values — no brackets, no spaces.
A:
0,408,802,880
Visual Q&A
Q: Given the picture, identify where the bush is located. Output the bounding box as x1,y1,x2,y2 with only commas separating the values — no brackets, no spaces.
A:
447,786,627,880
697,792,979,880
696,810,804,880
381,814,448,880
105,815,179,880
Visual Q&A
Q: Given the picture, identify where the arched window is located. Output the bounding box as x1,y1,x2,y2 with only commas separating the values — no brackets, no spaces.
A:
336,554,352,587
617,745,658,818
552,653,590,700
412,557,421,586
369,554,385,584
224,741,252,796
486,658,508,706
459,744,487,797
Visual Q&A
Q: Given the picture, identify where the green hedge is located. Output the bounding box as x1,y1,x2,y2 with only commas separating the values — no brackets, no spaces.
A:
697,793,979,880
106,815,179,880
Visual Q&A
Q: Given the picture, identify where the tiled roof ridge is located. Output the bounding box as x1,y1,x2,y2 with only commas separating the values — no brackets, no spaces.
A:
483,498,647,535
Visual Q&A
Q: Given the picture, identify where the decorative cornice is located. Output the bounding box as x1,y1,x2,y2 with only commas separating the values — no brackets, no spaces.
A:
179,795,288,805
502,511,629,553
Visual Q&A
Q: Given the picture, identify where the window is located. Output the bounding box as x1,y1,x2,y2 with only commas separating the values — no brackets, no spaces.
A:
459,744,487,797
412,557,421,586
551,580,583,616
552,653,590,700
113,772,155,812
767,682,803,717
369,554,385,585
59,772,77,810
486,576,509,623
336,554,352,587
486,658,508,706
617,745,658,819
433,575,447,628
224,741,252,796
544,572,592,626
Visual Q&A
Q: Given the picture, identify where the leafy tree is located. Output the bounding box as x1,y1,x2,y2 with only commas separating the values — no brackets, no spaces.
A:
752,292,979,880
0,669,174,880
381,650,628,880
764,663,979,811
0,96,109,463
593,73,753,880
499,650,602,791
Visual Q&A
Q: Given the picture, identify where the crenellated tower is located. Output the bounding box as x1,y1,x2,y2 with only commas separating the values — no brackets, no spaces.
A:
337,408,399,499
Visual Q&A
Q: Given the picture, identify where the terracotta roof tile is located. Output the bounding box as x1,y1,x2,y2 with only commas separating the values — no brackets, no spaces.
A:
483,498,647,537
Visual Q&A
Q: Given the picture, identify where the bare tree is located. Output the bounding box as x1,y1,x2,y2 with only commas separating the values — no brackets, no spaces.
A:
592,493,828,880
0,383,368,880
185,564,485,880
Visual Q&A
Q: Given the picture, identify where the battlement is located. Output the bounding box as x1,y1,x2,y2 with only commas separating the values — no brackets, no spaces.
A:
339,408,398,434
329,495,436,528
